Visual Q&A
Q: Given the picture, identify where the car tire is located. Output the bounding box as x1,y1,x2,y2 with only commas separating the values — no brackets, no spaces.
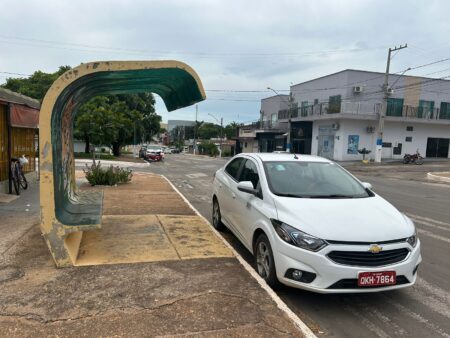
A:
255,233,280,289
212,198,225,231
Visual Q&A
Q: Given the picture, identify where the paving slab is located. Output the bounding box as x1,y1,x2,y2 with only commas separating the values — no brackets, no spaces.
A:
0,172,304,337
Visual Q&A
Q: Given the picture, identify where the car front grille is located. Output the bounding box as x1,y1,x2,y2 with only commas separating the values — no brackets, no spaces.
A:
327,276,410,289
327,248,409,267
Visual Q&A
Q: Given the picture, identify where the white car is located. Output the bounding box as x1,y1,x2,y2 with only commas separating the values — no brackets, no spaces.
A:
212,153,421,293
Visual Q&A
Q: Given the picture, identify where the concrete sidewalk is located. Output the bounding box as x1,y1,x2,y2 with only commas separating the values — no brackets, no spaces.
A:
0,173,305,337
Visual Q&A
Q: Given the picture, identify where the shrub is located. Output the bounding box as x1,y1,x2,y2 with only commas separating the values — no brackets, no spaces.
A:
199,141,219,157
83,161,133,186
222,150,232,157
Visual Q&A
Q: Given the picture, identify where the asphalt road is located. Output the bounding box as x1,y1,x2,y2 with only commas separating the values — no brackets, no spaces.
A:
141,154,450,338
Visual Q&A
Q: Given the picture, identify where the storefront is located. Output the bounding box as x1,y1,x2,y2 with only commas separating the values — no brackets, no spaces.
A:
0,88,40,193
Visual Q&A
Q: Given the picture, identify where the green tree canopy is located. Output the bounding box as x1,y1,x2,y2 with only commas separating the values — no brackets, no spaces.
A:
3,66,161,156
2,66,71,100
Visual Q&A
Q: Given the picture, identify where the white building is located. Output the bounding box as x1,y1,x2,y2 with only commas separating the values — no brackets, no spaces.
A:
240,69,450,160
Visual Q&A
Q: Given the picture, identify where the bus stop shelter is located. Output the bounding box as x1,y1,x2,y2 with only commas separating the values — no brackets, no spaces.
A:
39,61,206,267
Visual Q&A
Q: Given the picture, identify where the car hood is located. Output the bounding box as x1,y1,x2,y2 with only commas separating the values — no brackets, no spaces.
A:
273,195,414,242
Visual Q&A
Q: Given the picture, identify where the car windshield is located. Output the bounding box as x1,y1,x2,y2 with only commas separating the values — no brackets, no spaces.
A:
263,161,370,198
147,146,161,150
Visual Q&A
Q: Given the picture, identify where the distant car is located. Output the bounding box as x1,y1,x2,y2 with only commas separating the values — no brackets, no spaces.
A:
139,145,148,158
212,153,421,293
169,147,180,154
145,145,163,162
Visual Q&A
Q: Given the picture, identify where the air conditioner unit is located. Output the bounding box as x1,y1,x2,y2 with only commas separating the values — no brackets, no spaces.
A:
386,87,394,95
353,86,363,93
331,123,340,130
366,126,375,133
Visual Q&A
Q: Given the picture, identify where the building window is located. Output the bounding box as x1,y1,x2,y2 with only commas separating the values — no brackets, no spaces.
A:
271,113,277,126
439,102,450,119
386,98,404,117
382,142,392,148
405,137,412,142
406,126,413,131
301,101,308,116
328,95,341,113
314,99,319,105
418,100,434,118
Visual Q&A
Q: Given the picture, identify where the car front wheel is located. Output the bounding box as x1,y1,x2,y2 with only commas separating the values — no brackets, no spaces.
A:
212,198,225,231
255,233,280,288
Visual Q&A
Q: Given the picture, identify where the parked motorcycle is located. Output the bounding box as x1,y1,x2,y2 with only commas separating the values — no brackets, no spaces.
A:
403,150,424,165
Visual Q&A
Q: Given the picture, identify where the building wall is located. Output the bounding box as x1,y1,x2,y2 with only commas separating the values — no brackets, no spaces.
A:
290,69,450,115
261,95,289,126
312,119,450,161
167,120,195,132
241,140,257,153
291,71,350,107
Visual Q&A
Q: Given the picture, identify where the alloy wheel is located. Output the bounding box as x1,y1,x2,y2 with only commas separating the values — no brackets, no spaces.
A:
256,242,271,279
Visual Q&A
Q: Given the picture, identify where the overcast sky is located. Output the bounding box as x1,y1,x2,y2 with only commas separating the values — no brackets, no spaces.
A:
1,0,450,125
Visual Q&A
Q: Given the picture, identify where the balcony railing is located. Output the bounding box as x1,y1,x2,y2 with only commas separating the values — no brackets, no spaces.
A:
279,102,379,119
278,102,450,121
238,119,287,137
387,105,450,120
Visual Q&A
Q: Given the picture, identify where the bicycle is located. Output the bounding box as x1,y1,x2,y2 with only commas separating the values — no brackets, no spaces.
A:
10,155,29,195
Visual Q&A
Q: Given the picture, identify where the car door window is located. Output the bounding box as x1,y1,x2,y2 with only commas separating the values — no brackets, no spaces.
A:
239,160,260,190
225,158,244,181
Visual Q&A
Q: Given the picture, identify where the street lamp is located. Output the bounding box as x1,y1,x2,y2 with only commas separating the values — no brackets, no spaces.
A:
267,87,293,153
208,112,223,158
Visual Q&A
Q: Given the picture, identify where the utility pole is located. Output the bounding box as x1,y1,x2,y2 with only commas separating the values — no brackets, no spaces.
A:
375,44,407,163
220,117,223,158
267,87,294,153
193,104,198,155
287,92,293,153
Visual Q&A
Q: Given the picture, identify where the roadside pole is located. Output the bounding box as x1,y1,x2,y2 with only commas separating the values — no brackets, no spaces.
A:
193,104,198,155
287,92,293,153
375,44,407,163
220,117,223,158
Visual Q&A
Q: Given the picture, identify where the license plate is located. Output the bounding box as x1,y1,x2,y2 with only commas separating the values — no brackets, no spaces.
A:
358,271,396,287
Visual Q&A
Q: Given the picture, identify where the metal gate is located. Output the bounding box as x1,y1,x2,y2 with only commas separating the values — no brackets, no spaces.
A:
0,105,8,181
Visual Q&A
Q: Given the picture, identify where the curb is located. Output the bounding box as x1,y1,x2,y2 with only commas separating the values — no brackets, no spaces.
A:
427,172,450,183
161,174,317,338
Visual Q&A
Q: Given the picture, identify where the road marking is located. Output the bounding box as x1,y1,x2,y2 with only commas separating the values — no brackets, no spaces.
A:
416,278,450,308
405,213,450,229
405,279,450,319
382,295,450,338
186,173,208,179
160,175,317,338
417,229,450,243
343,305,390,338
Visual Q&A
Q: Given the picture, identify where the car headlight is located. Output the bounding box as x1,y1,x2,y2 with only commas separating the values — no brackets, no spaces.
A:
402,214,417,248
406,232,417,247
271,219,327,252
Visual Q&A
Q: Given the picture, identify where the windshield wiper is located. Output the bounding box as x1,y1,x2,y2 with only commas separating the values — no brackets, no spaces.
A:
276,193,308,198
308,194,355,199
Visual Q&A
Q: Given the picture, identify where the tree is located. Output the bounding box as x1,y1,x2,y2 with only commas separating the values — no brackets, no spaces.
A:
3,66,161,157
2,66,71,100
223,121,242,139
197,122,221,139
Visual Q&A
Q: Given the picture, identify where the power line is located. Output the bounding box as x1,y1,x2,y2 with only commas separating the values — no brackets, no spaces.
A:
0,34,386,58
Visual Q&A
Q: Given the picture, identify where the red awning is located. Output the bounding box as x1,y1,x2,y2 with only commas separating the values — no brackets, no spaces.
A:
10,104,39,128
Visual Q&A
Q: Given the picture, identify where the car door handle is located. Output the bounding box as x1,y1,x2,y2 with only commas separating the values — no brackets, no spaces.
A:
232,193,236,199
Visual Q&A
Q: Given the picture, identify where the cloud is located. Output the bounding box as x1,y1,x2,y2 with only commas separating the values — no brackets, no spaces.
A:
1,0,450,124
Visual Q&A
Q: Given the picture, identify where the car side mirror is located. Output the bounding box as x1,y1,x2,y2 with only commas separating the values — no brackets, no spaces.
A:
237,181,258,195
362,182,373,190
